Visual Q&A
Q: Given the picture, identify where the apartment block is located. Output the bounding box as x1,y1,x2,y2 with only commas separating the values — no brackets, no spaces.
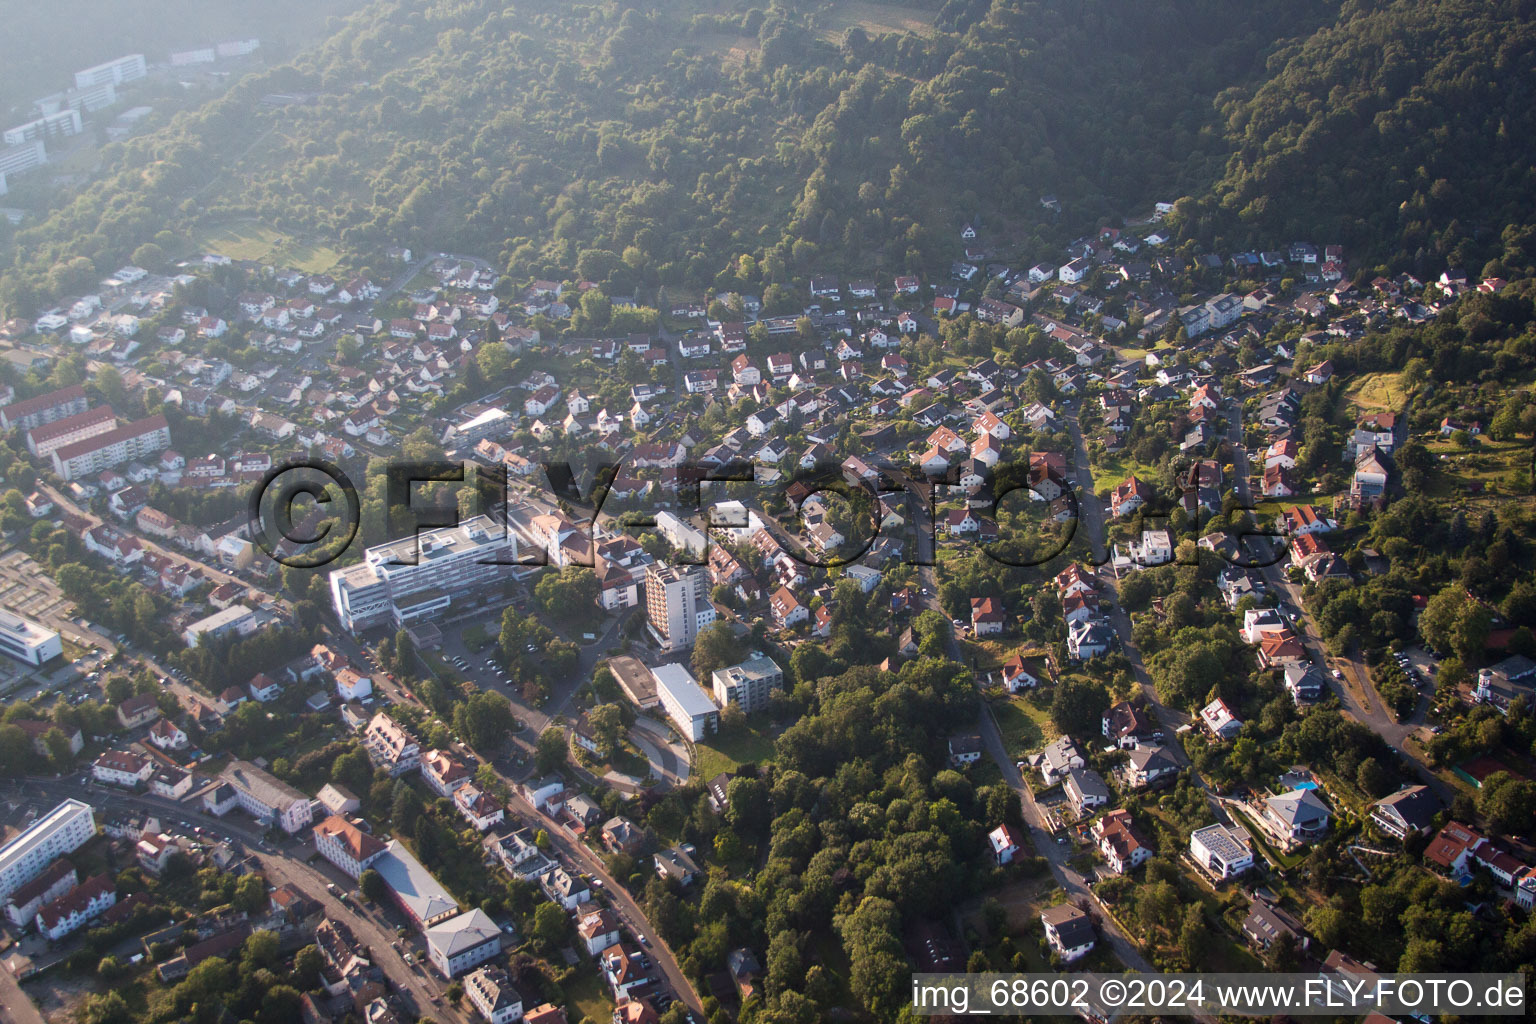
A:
328,515,517,632
0,608,62,666
74,54,147,90
52,413,171,481
710,651,783,715
25,405,117,458
0,800,95,903
644,563,714,653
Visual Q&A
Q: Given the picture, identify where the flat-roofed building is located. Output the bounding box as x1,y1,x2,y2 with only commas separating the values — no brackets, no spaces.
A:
651,663,718,741
710,651,783,714
2,109,82,147
644,564,714,653
1190,822,1254,879
606,655,658,709
181,605,260,647
0,608,61,665
220,760,313,833
0,799,95,903
74,54,146,90
328,515,517,632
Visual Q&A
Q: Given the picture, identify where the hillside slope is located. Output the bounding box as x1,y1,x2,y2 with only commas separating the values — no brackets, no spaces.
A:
0,0,1322,313
1172,0,1536,275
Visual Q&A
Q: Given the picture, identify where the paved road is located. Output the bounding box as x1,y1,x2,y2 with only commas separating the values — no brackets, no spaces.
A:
504,789,705,1018
1225,408,1451,801
23,777,458,1022
37,482,285,613
0,963,47,1024
917,564,1159,981
1061,414,1229,823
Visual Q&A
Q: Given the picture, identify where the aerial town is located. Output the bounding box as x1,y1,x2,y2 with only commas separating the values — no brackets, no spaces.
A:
0,177,1531,1023
1,3,1535,1024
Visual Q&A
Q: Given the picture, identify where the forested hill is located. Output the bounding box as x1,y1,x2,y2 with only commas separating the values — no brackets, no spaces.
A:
1169,0,1536,276
0,0,1325,314
10,0,1536,311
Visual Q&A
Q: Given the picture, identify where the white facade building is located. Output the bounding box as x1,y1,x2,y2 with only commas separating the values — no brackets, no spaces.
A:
644,563,714,653
220,761,313,833
0,608,62,665
329,515,517,632
651,663,719,741
0,800,95,903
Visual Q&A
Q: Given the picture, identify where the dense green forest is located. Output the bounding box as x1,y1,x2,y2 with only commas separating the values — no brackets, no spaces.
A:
7,0,1536,312
0,0,1329,315
1168,0,1536,277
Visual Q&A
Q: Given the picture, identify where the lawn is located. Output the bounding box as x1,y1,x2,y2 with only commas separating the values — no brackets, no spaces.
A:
990,693,1055,755
693,723,776,779
1346,371,1410,413
1227,805,1306,869
190,222,345,273
1422,433,1531,495
564,965,613,1023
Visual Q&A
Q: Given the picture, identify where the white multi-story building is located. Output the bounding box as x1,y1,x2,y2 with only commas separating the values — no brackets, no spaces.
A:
363,713,421,776
25,405,117,458
426,909,502,977
465,965,524,1024
0,140,46,179
51,413,171,481
655,511,707,559
3,859,76,929
220,760,313,833
328,515,517,632
651,663,719,741
181,605,260,647
0,800,95,903
74,54,147,90
1190,823,1255,879
313,815,386,879
3,109,82,147
711,652,783,715
0,384,87,432
0,608,62,666
35,874,115,940
91,750,152,788
644,564,714,653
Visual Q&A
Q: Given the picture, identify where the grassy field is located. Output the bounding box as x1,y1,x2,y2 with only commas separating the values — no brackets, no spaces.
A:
1346,371,1410,412
190,222,344,273
990,692,1055,756
565,967,613,1024
692,32,760,68
817,2,937,39
1422,433,1531,495
693,723,776,779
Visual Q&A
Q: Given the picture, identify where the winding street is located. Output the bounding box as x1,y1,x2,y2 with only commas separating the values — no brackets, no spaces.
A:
19,777,462,1023
917,564,1161,983
1225,404,1451,802
502,789,706,1018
